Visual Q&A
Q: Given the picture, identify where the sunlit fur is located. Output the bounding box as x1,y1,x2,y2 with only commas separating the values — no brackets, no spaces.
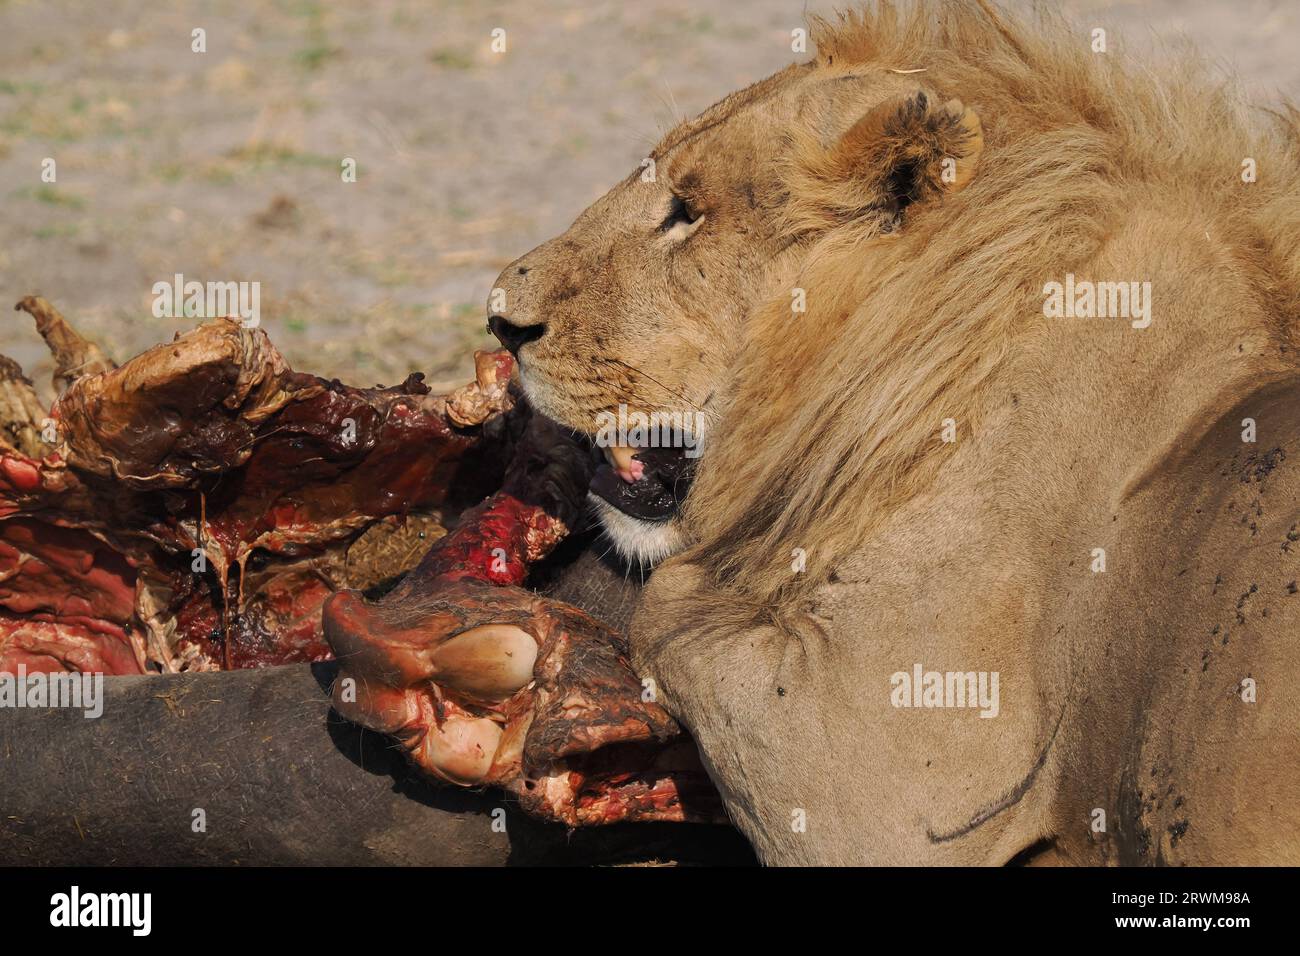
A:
680,0,1300,625
492,0,1300,865
494,0,1300,602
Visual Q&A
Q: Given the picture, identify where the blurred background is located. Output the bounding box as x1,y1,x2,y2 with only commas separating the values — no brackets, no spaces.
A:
2,0,1297,400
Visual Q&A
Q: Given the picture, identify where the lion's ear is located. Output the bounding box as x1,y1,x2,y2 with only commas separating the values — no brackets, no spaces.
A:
803,91,984,230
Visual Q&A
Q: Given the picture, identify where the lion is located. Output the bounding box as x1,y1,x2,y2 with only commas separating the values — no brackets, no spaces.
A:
360,0,1300,863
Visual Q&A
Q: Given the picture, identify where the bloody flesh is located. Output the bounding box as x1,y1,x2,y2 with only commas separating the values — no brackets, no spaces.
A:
0,298,723,826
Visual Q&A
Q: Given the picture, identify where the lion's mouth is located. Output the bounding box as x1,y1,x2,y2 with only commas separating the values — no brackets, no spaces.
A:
588,443,696,522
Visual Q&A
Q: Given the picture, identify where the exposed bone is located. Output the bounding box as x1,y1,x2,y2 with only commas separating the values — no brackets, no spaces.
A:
13,296,115,394
322,416,724,825
0,355,50,458
1,298,720,828
431,623,539,698
415,707,505,785
1,301,512,674
445,349,515,426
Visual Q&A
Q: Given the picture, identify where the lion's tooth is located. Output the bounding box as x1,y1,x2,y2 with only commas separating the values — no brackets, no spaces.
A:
606,444,644,483
608,444,637,471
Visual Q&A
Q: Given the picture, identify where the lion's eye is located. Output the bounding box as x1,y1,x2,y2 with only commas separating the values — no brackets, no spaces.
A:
659,194,702,235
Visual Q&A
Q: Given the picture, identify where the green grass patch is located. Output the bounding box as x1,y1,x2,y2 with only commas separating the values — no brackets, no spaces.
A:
429,47,474,70
19,185,87,209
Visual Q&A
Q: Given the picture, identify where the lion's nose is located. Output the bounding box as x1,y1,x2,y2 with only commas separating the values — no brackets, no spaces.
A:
488,315,546,356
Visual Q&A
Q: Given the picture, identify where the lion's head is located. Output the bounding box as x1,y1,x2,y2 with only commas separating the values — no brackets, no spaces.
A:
488,28,982,566
479,0,1300,868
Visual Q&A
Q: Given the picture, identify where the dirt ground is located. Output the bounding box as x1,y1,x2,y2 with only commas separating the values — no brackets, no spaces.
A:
2,0,1297,400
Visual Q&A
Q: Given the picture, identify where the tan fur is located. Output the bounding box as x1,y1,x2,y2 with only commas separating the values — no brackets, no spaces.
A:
684,2,1300,627
492,1,1300,863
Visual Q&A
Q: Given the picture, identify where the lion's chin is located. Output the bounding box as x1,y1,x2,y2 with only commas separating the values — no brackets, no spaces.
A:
588,494,688,568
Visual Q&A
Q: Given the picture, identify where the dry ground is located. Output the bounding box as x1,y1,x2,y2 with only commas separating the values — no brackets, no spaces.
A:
2,0,1297,400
